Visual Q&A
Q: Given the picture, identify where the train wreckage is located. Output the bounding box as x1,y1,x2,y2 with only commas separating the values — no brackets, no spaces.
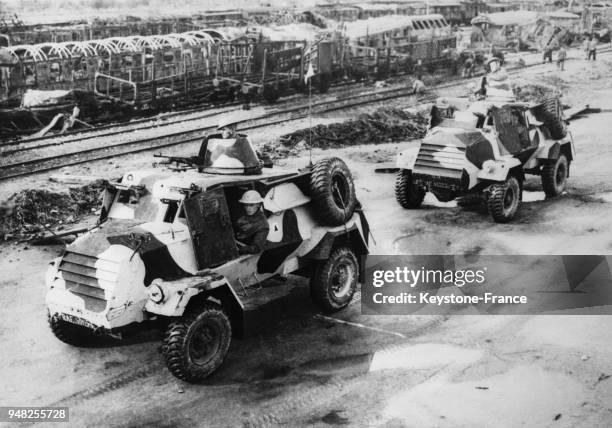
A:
0,14,456,137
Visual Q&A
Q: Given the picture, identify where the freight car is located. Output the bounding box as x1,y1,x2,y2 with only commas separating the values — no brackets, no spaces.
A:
0,15,458,136
344,14,457,73
1,17,199,46
0,29,314,135
0,8,284,46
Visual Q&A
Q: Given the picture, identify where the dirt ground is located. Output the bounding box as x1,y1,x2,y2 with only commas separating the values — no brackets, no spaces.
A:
1,48,612,427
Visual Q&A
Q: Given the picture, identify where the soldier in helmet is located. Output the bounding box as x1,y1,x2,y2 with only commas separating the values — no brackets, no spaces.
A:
195,112,262,174
234,190,269,254
196,114,240,162
474,57,513,102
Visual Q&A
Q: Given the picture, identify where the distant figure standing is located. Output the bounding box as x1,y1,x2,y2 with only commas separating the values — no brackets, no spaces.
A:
542,45,553,63
557,45,567,70
588,36,598,61
582,37,590,59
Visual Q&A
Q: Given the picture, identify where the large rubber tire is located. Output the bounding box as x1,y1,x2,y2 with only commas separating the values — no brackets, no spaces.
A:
310,157,357,226
162,303,231,383
48,312,94,347
542,97,567,139
487,176,522,223
395,170,425,208
541,154,569,197
311,247,359,313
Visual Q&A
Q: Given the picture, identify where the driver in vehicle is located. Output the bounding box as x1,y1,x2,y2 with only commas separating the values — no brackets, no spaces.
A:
235,190,269,255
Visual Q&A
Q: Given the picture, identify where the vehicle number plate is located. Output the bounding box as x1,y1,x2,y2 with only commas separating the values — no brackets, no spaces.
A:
58,313,97,330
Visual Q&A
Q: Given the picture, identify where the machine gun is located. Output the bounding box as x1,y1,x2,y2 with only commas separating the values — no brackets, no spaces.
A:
153,153,203,170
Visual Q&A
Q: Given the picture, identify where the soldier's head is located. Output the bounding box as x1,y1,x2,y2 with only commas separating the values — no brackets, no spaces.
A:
239,190,263,216
218,115,239,139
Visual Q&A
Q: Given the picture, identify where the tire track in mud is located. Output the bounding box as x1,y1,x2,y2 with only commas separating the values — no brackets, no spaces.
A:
41,289,446,420
241,315,448,428
45,360,164,408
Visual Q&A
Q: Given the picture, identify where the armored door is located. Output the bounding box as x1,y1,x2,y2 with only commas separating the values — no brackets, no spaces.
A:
491,106,532,155
184,188,238,269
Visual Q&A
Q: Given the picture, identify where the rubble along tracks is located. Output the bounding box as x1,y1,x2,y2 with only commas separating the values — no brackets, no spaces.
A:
0,88,429,180
1,49,609,181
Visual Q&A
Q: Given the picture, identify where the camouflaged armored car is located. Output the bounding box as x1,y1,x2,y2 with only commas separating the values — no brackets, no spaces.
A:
395,97,575,222
45,135,369,382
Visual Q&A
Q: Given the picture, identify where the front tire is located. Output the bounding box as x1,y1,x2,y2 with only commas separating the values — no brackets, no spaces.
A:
487,175,522,223
311,247,359,313
395,170,425,208
162,303,231,383
48,313,95,347
541,154,568,197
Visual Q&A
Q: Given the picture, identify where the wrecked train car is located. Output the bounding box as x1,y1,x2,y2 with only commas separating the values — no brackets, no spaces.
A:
344,14,457,75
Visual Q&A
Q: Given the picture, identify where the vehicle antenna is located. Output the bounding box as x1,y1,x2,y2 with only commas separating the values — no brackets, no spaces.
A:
308,70,313,167
305,62,315,167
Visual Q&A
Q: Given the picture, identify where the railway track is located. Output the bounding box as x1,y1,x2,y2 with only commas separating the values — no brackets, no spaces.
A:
1,49,609,181
0,87,427,180
0,79,362,154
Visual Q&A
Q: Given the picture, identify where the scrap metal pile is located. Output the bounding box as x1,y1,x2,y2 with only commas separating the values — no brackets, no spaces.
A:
260,108,428,160
0,180,105,240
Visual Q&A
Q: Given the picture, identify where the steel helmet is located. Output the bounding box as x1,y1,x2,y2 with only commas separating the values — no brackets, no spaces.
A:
239,190,264,204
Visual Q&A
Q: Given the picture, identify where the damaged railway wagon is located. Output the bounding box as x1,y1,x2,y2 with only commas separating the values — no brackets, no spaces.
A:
0,14,458,136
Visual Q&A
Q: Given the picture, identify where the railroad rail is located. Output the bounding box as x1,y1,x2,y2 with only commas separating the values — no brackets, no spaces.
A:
1,48,609,181
0,80,366,156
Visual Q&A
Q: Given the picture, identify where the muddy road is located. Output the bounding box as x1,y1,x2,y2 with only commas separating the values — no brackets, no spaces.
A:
1,51,612,427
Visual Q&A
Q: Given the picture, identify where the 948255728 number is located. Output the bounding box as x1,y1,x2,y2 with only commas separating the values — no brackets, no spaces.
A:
1,407,69,422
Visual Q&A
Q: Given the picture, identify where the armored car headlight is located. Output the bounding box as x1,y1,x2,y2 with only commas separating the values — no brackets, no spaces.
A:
482,160,496,174
148,284,165,304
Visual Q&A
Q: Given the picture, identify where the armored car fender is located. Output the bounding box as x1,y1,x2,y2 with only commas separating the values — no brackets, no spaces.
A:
396,146,420,170
529,132,574,162
476,157,522,182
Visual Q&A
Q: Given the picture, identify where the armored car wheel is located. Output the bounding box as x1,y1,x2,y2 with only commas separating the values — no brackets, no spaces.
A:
487,176,522,223
311,247,358,313
395,170,425,209
163,303,231,383
541,154,568,197
48,313,94,347
310,157,357,226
